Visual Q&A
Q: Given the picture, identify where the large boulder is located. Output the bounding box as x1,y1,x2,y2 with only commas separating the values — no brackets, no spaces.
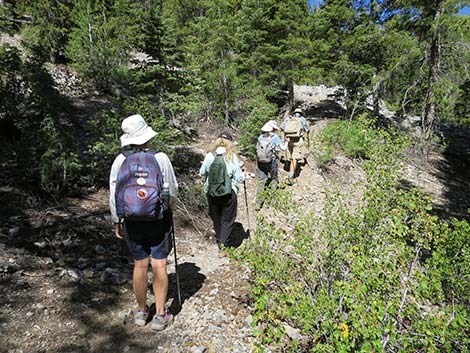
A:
365,95,421,130
294,84,422,131
293,84,348,119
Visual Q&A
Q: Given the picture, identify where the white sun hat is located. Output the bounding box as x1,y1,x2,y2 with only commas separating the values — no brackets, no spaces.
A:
120,114,157,147
269,120,279,130
261,120,279,132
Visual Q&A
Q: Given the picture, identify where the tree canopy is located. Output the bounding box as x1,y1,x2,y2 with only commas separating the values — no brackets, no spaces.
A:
1,0,469,189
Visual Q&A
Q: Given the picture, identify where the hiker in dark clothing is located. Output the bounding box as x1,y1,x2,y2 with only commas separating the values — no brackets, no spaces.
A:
199,131,244,258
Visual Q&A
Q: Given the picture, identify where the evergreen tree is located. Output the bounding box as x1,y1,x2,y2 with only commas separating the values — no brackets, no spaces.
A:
67,0,139,91
179,0,242,123
16,0,73,63
0,43,78,191
382,0,469,137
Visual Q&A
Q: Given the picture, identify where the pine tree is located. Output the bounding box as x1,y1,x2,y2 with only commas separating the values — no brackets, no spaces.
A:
382,0,469,137
66,0,139,91
16,0,73,63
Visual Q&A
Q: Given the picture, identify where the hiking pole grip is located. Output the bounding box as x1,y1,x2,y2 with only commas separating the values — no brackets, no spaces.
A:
171,226,182,306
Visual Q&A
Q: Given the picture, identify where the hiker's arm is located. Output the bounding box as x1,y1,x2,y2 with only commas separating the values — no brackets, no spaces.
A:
279,120,286,140
232,157,245,184
199,153,213,176
273,135,288,151
302,117,309,132
155,152,178,211
280,140,288,151
114,223,124,239
109,154,126,225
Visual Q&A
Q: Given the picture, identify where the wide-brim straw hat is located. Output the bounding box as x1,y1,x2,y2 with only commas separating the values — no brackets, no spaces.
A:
120,114,157,147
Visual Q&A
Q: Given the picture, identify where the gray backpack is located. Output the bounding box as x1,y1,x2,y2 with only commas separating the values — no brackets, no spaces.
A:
256,136,274,163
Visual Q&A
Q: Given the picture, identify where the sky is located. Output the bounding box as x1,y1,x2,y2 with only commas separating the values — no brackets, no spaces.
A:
307,1,470,16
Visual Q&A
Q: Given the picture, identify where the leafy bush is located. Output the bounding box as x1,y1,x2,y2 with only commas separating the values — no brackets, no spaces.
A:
238,122,470,352
0,44,80,192
313,115,380,162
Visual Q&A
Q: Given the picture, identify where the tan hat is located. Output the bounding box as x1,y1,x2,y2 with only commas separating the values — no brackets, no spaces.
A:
120,114,157,147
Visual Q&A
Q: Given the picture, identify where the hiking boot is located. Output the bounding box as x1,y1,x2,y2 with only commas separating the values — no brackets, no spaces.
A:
134,306,149,326
151,311,174,331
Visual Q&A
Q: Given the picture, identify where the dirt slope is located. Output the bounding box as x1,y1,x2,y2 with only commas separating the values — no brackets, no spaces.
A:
0,126,256,353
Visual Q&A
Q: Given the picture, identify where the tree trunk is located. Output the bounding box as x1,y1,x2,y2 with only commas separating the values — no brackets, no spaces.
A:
85,2,94,62
88,21,94,60
421,2,443,140
222,72,230,124
285,79,294,119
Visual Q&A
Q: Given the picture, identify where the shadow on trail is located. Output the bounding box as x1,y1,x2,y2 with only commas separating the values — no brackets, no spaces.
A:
54,306,161,353
396,126,470,221
173,146,205,176
167,262,206,315
434,126,470,220
229,222,250,248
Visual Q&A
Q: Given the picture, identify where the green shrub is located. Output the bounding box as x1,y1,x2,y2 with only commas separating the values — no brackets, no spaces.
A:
0,45,81,192
313,115,381,162
239,122,470,352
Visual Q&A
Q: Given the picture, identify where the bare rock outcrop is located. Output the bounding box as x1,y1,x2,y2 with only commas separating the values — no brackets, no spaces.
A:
293,84,421,131
293,84,347,119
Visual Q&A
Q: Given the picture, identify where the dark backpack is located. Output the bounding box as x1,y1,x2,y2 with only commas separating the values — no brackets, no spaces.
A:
115,150,165,221
207,154,232,197
256,136,274,163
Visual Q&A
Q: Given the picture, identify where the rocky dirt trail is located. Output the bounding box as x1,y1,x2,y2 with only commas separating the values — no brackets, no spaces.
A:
0,118,332,353
0,129,256,352
0,117,376,353
2,117,465,353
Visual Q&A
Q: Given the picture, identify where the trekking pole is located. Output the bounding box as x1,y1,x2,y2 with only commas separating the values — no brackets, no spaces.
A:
243,180,251,231
171,227,182,305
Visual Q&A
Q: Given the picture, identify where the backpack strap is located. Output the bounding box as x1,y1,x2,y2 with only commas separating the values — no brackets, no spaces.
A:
122,149,159,157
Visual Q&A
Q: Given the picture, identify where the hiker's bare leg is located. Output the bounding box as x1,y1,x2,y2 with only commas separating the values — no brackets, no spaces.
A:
133,258,150,310
151,258,168,315
290,159,297,177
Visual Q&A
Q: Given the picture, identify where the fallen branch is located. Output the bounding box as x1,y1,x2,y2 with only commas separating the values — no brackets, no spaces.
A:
175,198,205,236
